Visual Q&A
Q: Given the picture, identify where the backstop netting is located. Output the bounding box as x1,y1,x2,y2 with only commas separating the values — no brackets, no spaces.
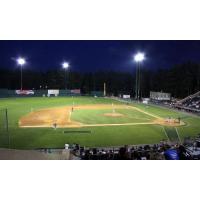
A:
0,109,9,148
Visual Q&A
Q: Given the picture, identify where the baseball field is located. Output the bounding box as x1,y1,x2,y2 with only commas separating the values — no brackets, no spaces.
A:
0,96,200,149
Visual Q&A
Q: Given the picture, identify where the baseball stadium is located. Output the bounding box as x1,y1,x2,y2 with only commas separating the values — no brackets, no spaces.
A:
1,41,200,160
1,93,200,159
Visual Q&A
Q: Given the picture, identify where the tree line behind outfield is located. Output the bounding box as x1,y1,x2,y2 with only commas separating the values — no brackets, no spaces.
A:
0,61,200,98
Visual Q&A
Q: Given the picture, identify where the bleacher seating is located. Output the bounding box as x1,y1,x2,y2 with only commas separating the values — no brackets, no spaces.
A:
175,91,200,112
69,142,193,160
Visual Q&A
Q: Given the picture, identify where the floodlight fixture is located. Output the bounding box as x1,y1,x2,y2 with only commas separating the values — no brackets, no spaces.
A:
134,52,145,62
17,57,26,66
62,62,69,69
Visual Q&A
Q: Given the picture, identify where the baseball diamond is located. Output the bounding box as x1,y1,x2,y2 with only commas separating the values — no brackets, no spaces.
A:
0,96,199,149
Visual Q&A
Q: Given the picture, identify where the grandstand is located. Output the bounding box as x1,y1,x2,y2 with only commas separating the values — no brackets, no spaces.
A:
175,91,200,113
69,138,200,160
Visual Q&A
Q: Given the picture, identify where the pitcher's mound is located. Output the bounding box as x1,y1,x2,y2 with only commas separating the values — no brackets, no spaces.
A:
103,113,124,117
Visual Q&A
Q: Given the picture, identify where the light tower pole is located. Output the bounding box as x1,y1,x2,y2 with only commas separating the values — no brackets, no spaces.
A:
134,52,145,101
17,57,26,90
62,62,70,89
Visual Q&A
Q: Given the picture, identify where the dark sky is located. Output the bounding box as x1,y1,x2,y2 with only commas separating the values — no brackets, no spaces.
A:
1,40,200,72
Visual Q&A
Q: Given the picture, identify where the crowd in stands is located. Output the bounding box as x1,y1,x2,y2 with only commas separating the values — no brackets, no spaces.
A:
68,138,200,160
173,92,200,113
178,96,200,112
37,135,200,160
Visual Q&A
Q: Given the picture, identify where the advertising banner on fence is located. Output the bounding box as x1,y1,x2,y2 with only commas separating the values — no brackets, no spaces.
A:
16,90,34,95
71,89,81,94
123,95,130,99
48,89,59,96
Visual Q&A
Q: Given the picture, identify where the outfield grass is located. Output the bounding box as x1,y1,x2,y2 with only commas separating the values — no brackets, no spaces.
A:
0,97,200,149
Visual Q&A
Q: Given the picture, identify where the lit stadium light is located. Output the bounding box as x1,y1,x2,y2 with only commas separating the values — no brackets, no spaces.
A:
134,52,145,62
134,52,145,101
16,57,26,90
62,62,69,69
17,57,26,66
62,61,70,89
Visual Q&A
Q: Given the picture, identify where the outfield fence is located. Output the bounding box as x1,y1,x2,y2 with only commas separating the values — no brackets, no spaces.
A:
0,89,104,98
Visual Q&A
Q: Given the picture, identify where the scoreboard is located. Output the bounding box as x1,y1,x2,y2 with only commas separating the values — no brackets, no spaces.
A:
150,91,171,101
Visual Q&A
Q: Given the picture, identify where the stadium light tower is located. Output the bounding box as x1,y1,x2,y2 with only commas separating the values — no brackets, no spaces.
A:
17,57,26,90
62,62,70,89
134,52,145,101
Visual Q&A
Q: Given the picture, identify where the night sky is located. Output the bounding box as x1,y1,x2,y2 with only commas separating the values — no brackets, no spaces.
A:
1,40,200,72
